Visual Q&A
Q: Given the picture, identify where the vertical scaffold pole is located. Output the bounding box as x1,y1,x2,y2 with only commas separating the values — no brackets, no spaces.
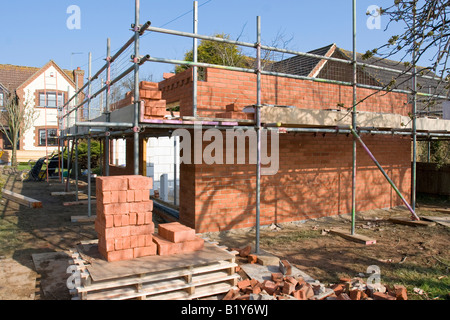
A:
411,0,418,216
133,0,141,176
255,16,262,255
193,1,198,117
105,38,111,176
351,0,358,235
174,137,177,206
74,72,79,202
61,105,65,185
88,52,92,217
66,139,73,193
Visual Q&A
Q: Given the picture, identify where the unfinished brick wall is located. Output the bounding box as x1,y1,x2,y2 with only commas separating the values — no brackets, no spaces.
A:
95,175,156,262
179,133,411,233
157,67,410,119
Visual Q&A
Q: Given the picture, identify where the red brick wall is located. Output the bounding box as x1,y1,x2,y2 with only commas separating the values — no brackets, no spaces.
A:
159,68,412,233
159,68,410,118
180,133,411,233
159,68,194,117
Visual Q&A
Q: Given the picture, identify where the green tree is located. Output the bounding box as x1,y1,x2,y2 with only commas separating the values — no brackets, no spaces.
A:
175,33,247,74
77,140,102,170
418,140,450,168
62,139,102,177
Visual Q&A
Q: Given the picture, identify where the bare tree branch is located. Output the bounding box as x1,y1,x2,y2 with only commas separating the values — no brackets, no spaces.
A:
0,90,38,167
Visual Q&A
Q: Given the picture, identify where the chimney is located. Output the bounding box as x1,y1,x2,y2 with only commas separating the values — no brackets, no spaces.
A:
74,67,85,90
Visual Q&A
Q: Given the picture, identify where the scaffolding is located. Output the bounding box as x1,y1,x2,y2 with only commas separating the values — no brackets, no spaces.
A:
59,0,450,253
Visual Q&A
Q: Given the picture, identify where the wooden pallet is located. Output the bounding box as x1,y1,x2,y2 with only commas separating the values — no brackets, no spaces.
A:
68,241,239,300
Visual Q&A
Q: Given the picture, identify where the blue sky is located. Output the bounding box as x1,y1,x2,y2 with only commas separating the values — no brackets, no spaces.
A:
0,0,416,81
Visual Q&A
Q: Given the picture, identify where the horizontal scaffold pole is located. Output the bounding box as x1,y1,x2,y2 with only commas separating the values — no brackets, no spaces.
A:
75,122,134,128
61,22,151,115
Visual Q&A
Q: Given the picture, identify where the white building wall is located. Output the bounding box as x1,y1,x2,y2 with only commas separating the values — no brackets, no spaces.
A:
110,137,180,205
114,139,127,166
147,137,180,205
22,65,76,152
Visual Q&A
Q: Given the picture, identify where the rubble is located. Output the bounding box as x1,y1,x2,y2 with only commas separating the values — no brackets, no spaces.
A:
224,252,409,301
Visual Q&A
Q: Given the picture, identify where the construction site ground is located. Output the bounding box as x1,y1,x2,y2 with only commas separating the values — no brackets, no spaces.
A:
0,168,449,300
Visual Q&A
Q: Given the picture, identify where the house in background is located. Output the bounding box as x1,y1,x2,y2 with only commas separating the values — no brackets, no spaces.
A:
0,61,84,163
269,43,448,117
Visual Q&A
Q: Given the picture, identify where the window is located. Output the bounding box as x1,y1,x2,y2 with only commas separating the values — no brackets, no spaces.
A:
2,130,20,150
38,92,65,108
0,92,4,106
38,129,59,146
2,131,13,150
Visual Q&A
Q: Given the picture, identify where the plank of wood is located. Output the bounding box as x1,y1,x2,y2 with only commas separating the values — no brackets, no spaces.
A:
420,216,450,228
1,189,42,208
388,217,436,227
147,282,234,300
64,200,96,207
182,116,254,124
51,191,84,196
433,209,450,215
417,205,450,214
241,261,316,284
329,228,377,245
71,215,97,223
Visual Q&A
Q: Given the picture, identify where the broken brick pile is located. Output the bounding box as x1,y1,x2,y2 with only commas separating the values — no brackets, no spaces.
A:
224,246,409,301
329,277,408,301
225,272,319,301
95,175,156,262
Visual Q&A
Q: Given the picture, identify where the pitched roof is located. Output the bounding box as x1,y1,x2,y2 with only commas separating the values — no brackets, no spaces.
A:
267,44,449,115
271,43,447,96
0,64,39,93
269,44,336,77
0,61,80,93
0,82,9,94
336,47,446,96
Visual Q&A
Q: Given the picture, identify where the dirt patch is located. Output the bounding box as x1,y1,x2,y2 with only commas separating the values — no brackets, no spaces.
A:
0,171,98,300
203,206,450,300
0,170,449,300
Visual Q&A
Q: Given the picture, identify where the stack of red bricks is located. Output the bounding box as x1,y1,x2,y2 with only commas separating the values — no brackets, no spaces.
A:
216,103,254,120
139,81,170,119
95,175,156,262
152,222,205,256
